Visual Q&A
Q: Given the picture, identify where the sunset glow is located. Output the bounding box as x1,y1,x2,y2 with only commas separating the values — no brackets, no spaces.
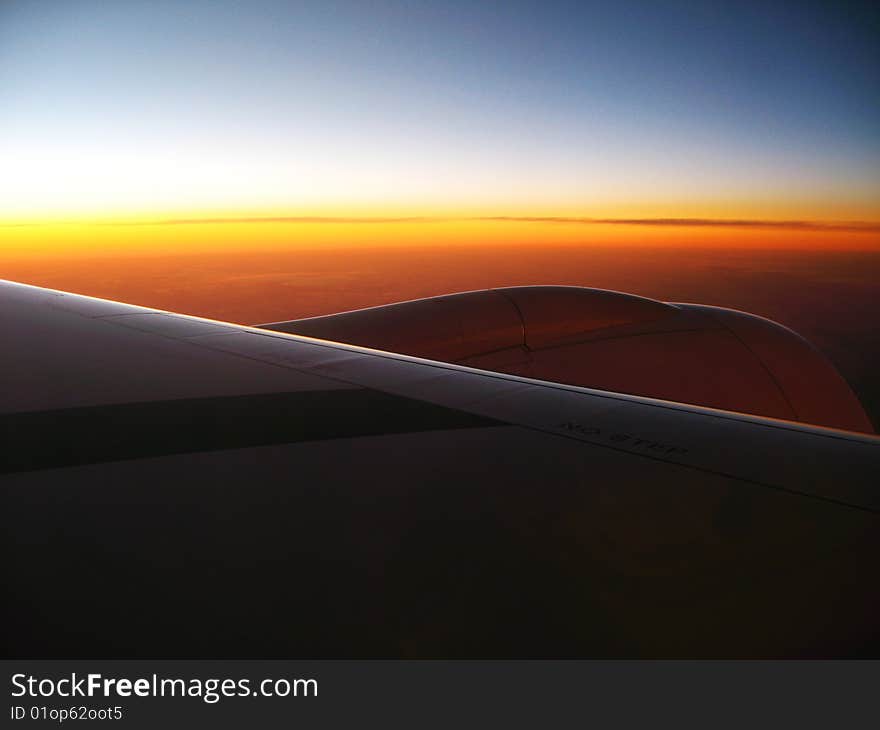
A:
2,1,878,243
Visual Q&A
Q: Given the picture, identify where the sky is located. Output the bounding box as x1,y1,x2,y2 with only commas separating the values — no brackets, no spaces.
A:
1,0,878,226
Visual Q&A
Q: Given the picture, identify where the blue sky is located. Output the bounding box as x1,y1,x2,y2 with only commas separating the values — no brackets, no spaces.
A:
1,0,877,219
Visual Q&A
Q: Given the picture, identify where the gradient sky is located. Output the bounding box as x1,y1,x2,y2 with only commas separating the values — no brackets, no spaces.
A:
1,0,878,223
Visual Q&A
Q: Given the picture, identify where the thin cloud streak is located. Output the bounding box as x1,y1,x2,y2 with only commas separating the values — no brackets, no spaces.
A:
3,216,879,232
149,216,441,225
122,216,880,232
478,217,880,232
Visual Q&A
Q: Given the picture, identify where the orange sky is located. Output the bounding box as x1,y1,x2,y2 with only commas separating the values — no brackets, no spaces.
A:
4,217,880,264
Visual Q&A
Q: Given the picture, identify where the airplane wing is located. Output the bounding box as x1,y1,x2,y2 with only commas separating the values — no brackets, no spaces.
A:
1,279,878,658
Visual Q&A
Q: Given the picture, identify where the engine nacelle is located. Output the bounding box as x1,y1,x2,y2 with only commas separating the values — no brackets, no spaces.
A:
259,286,873,433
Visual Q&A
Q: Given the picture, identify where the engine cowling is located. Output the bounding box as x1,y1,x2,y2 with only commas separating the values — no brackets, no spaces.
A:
258,286,874,434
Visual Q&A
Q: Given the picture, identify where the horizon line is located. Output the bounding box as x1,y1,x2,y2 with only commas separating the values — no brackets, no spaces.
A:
3,215,880,233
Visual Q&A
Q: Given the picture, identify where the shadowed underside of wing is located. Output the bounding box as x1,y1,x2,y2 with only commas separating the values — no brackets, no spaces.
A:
1,279,878,659
261,286,874,433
